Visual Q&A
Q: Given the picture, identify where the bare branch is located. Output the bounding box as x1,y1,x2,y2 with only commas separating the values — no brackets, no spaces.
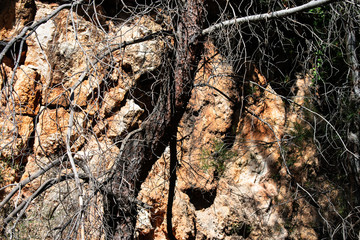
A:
0,157,66,209
201,0,338,35
66,90,85,240
3,173,89,228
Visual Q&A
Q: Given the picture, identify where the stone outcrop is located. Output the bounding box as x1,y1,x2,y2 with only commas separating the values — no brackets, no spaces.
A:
0,1,350,239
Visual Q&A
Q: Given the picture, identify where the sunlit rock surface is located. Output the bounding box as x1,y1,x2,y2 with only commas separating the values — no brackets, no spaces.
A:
0,1,345,240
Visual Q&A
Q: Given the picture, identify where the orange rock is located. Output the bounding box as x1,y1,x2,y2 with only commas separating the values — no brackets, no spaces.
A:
12,66,41,115
33,107,69,156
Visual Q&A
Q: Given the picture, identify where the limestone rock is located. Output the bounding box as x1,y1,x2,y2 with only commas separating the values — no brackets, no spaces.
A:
42,10,105,108
33,107,86,156
137,149,170,239
12,66,41,115
109,16,165,81
177,40,237,191
0,112,33,160
100,86,127,117
24,2,58,83
136,43,322,240
0,112,33,197
172,191,197,240
75,136,120,177
107,99,143,139
0,2,340,239
137,40,239,239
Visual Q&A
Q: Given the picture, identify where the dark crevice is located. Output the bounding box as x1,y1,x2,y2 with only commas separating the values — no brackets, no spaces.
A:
224,96,242,149
103,193,119,240
16,114,38,180
191,217,197,240
121,63,133,74
99,0,159,20
129,72,162,118
0,40,28,67
93,73,119,117
184,187,217,210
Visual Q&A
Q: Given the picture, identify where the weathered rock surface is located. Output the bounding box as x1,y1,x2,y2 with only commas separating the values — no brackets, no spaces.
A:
0,1,349,240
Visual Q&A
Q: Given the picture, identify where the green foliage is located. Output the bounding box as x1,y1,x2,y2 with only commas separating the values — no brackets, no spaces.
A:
289,122,313,147
278,122,313,170
0,166,4,184
339,97,360,124
283,218,294,233
200,139,236,177
285,154,297,168
307,5,331,34
336,193,348,218
311,48,325,83
244,83,260,98
0,159,12,185
0,152,26,188
226,221,252,237
308,7,326,27
271,172,281,181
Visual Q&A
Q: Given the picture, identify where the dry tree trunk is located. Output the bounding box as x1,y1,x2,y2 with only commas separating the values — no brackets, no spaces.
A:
104,0,205,239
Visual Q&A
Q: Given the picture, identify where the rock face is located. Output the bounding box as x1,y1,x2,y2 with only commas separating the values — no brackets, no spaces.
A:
0,1,351,240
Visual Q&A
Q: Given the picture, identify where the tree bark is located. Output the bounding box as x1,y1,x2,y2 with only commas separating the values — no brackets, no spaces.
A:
345,6,360,195
105,0,205,239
